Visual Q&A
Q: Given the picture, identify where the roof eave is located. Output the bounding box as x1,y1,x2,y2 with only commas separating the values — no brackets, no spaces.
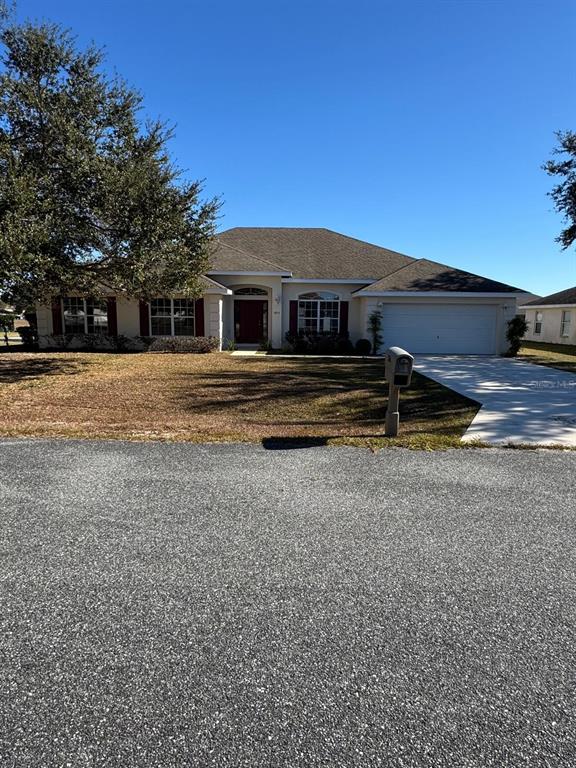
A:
207,270,293,277
352,290,521,298
520,302,576,309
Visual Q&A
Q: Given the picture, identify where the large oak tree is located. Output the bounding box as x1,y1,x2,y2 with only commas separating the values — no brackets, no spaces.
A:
0,12,219,306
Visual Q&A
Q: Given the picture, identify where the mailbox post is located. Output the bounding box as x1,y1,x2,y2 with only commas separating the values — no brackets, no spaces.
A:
384,346,414,436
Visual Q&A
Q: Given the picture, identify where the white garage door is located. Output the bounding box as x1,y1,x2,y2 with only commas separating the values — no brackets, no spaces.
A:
380,304,498,354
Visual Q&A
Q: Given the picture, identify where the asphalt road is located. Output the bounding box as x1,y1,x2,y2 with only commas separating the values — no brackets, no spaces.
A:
1,439,575,767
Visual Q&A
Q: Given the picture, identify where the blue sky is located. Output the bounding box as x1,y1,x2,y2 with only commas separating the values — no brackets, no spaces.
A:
15,0,576,294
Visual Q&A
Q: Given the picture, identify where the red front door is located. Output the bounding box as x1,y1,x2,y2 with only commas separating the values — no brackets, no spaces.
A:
234,300,268,343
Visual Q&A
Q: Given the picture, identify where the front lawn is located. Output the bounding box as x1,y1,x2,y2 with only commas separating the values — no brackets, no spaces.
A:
0,352,480,449
519,341,576,374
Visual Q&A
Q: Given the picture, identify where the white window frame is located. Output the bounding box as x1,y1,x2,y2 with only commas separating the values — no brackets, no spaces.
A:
534,311,543,335
297,292,340,335
561,310,571,338
150,298,196,337
62,297,108,335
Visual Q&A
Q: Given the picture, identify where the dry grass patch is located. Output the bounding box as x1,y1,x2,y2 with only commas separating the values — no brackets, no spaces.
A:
0,352,480,449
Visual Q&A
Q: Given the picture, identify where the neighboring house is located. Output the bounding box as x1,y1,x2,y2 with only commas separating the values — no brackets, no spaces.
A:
37,227,530,354
515,293,542,318
520,286,576,345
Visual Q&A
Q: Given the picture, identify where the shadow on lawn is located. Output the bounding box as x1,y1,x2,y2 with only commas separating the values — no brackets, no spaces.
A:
174,358,476,427
262,436,330,450
0,356,88,384
176,358,386,415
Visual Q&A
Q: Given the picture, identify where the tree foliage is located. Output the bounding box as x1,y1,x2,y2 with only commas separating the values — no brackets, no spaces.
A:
544,130,576,250
367,309,383,355
0,15,219,306
505,315,528,357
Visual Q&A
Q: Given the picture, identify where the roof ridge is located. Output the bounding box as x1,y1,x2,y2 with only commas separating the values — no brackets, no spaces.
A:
360,258,422,289
214,239,292,273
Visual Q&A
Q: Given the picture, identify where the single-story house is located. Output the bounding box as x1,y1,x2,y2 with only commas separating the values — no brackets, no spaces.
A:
520,286,576,345
514,293,542,318
37,227,530,354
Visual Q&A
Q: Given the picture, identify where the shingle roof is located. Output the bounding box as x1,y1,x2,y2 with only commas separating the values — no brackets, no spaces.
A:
199,275,232,294
208,240,291,274
353,259,521,294
522,286,576,306
515,292,543,306
210,227,414,279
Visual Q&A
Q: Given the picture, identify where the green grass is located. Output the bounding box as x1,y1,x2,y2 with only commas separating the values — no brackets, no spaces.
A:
519,341,576,374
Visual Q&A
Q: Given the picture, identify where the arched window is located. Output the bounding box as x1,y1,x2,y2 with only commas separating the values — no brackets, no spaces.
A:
234,287,268,296
298,292,340,334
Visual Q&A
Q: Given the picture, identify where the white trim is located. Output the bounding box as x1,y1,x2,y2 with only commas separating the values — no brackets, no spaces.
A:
149,298,196,337
207,270,292,277
283,278,374,284
519,303,576,310
353,291,520,298
297,297,341,334
61,297,108,335
204,286,233,295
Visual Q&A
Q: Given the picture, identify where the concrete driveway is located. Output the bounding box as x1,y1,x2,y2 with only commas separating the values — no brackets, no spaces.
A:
415,356,576,446
1,439,576,767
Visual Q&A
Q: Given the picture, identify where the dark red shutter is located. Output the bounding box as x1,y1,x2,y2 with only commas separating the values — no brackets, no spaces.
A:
339,301,349,334
139,300,150,335
51,297,63,335
195,298,205,336
106,297,118,336
289,301,298,334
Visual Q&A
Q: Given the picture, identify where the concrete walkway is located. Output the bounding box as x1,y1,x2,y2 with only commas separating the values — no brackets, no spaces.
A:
415,355,576,446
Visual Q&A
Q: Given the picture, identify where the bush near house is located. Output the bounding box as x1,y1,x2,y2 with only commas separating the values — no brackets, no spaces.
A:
148,336,219,353
284,331,355,355
355,338,372,355
505,316,528,357
0,313,15,332
39,334,220,353
17,326,38,349
40,334,147,352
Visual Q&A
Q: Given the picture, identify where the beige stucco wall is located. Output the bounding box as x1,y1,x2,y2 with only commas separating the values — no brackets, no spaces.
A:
204,295,223,349
523,307,576,345
36,305,52,337
117,298,140,337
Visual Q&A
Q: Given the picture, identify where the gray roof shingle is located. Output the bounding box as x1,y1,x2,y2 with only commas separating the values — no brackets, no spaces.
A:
523,286,576,306
353,259,521,294
208,240,291,274
208,227,523,293
210,227,414,279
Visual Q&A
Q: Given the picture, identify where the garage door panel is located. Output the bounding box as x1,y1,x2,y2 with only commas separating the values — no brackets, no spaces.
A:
380,304,497,354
